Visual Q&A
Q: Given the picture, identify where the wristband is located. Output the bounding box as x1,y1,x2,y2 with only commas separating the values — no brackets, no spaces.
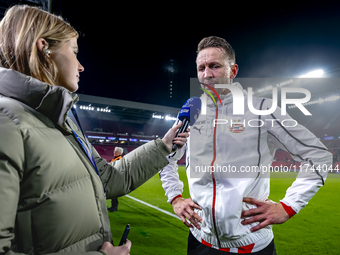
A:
171,194,183,204
280,202,296,218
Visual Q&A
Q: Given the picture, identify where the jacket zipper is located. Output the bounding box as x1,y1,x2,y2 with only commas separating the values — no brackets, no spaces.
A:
211,107,221,248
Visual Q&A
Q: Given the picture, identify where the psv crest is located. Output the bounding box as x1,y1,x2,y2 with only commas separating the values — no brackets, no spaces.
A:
229,119,245,133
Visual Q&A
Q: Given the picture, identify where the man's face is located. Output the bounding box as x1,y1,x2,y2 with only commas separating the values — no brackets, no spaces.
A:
196,47,238,95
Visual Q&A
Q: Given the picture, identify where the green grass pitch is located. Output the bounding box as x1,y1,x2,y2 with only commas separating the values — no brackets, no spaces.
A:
107,167,340,254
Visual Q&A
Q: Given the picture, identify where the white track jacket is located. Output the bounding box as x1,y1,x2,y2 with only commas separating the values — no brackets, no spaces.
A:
160,82,332,249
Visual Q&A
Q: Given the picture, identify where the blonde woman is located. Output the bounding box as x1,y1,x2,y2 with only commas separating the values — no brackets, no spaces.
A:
0,5,188,255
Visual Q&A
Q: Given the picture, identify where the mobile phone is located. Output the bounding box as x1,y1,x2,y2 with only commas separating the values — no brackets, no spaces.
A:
119,224,130,246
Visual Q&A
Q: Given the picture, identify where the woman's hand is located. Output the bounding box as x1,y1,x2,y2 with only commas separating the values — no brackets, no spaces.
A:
162,121,189,152
100,240,131,255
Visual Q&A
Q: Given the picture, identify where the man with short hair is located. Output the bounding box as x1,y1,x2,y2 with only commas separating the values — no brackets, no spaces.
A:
160,36,332,254
108,147,124,212
110,147,124,164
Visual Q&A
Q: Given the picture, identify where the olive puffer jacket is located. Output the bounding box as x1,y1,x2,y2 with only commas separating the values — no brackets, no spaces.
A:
0,67,171,255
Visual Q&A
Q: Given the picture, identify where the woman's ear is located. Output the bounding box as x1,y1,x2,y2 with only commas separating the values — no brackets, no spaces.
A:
36,38,50,56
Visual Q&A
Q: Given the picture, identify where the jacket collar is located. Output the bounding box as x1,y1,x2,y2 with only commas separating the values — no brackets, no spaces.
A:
0,67,78,131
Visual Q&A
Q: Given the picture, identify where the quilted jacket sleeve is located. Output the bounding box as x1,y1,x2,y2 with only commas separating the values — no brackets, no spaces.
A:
0,110,24,254
93,139,171,199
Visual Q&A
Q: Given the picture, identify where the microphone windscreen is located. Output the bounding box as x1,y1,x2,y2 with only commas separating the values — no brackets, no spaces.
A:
178,97,201,125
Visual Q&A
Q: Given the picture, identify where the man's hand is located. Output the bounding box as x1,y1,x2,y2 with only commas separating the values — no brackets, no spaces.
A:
241,197,290,232
172,197,203,229
100,240,131,255
162,121,189,152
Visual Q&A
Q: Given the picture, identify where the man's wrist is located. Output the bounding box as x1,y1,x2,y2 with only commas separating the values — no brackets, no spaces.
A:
280,201,296,218
171,194,183,204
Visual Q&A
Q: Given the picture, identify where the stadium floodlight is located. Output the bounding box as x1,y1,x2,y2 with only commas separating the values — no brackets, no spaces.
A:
299,69,324,78
165,115,177,121
152,114,162,119
76,106,110,112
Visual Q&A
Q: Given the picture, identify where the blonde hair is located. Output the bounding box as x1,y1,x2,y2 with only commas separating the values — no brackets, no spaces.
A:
0,5,78,85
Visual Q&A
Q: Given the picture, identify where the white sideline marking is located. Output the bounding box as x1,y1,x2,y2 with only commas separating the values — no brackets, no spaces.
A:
125,195,180,220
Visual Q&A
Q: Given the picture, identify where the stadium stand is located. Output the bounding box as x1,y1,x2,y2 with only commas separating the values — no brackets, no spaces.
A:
274,150,293,161
74,94,186,162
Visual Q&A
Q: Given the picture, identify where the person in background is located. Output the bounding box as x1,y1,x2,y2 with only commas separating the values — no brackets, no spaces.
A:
110,147,124,163
108,147,124,212
0,5,188,255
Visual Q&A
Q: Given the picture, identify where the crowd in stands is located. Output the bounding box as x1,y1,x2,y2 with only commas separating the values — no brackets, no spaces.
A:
80,117,171,138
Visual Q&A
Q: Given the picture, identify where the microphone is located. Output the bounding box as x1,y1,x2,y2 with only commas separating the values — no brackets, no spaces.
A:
172,97,201,151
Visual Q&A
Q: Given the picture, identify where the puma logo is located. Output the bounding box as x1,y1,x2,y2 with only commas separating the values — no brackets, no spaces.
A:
193,126,203,134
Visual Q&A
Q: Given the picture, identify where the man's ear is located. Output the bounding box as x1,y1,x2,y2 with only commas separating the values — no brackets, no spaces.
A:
230,64,239,79
36,38,49,55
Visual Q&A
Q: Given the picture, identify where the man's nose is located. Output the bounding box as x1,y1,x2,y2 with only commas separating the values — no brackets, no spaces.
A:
204,68,213,79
